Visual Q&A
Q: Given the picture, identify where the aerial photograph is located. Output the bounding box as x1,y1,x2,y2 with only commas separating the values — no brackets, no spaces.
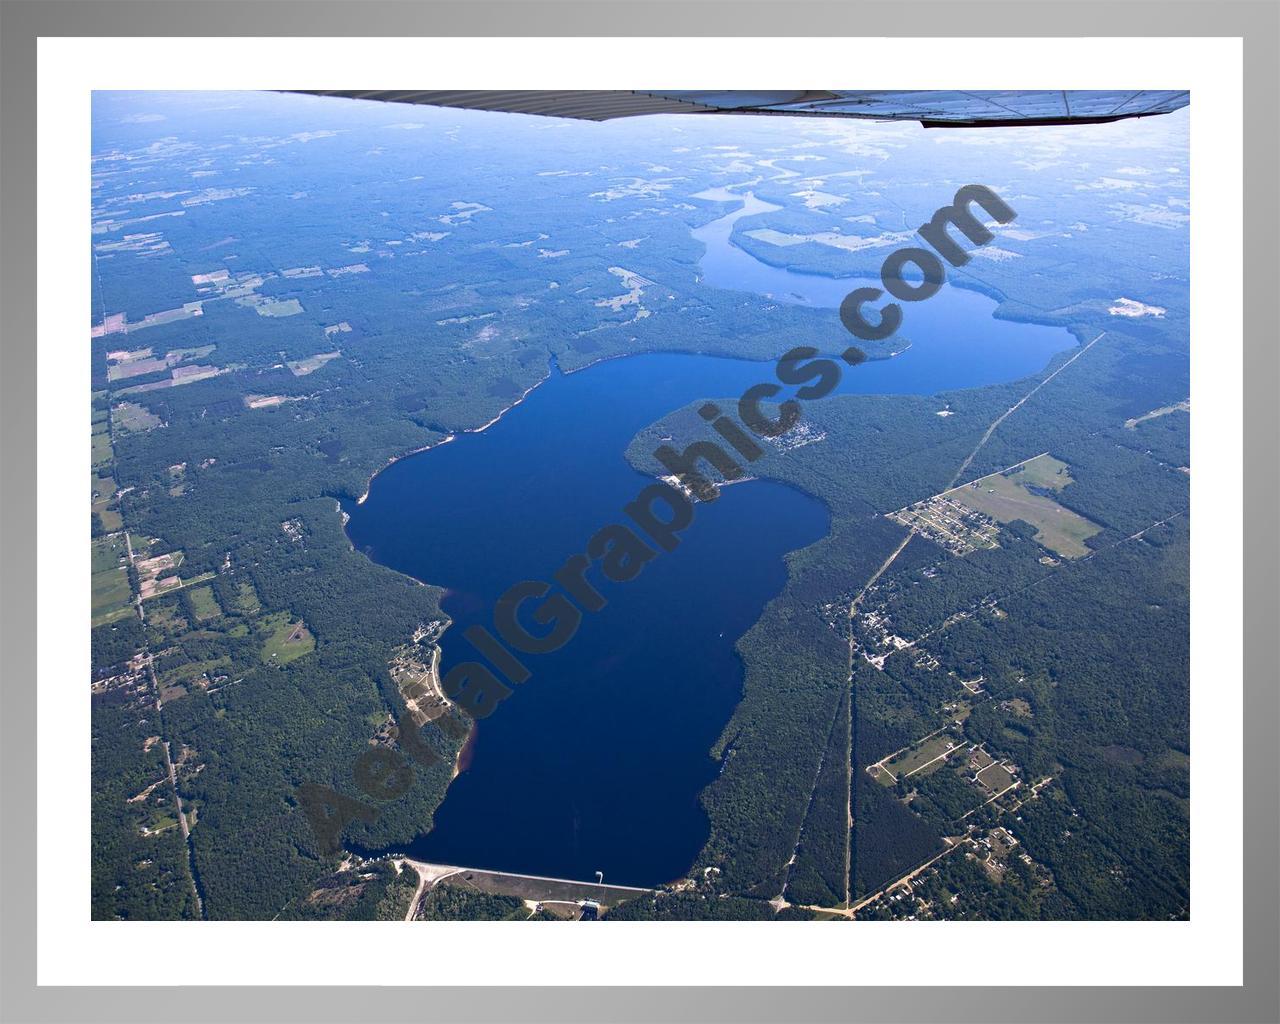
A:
89,89,1191,922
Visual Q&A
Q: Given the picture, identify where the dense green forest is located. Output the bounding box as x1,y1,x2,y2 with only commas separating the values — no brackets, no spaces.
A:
275,860,418,921
416,885,528,921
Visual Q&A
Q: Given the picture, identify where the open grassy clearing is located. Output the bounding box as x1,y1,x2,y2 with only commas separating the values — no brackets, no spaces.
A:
91,406,122,529
251,297,304,317
91,535,134,626
91,539,128,575
947,454,1101,559
112,401,164,433
882,733,963,781
92,577,134,627
975,762,1017,797
139,567,217,602
161,655,233,689
1008,452,1074,490
92,469,123,530
108,344,220,382
108,353,168,382
96,507,124,532
1124,398,1189,430
167,463,187,497
286,351,341,376
259,611,315,666
187,585,222,621
91,421,113,470
140,813,180,837
967,746,996,772
117,364,229,395
232,580,262,615
869,702,976,785
92,472,117,504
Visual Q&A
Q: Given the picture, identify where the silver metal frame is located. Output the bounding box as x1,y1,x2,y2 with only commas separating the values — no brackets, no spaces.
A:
1,2,1275,1021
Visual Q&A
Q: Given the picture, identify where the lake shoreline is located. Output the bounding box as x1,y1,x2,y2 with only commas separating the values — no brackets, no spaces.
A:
337,193,1076,885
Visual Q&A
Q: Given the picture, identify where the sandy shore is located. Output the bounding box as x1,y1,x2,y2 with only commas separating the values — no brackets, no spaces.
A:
463,370,550,434
355,370,551,505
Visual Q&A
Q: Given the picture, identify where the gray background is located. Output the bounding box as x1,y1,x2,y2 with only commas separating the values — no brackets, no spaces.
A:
1,1,1275,1021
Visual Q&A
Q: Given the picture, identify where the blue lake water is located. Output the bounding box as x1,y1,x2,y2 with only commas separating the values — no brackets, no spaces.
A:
692,189,1069,394
343,196,1074,886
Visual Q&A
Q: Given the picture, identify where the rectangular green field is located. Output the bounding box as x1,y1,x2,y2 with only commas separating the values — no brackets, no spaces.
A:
948,454,1101,559
884,733,962,779
975,762,1017,797
187,585,222,621
92,473,117,504
96,507,124,532
91,534,128,574
108,355,169,382
91,424,113,470
1009,453,1074,491
969,747,996,771
91,535,133,626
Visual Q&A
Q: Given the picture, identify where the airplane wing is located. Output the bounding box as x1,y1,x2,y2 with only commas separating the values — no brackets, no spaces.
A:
291,90,1188,127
